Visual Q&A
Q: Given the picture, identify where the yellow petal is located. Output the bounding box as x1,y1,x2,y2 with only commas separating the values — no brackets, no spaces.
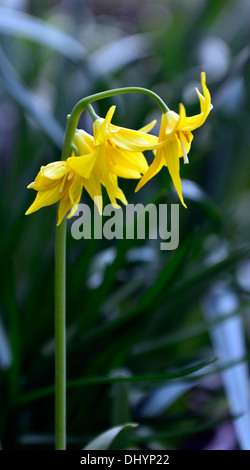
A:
74,130,95,155
67,149,98,178
160,111,179,136
96,146,127,206
135,150,164,192
83,173,103,214
108,146,149,174
25,182,62,215
67,204,80,219
41,161,69,179
69,174,83,205
98,148,118,205
110,130,158,151
163,136,187,208
139,119,157,133
200,71,213,113
27,162,70,192
28,174,59,191
109,174,127,206
94,105,117,145
57,194,72,226
178,131,193,158
181,72,212,131
175,103,187,132
109,165,142,179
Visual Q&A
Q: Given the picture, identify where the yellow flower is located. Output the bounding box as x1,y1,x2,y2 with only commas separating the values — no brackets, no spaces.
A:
135,72,213,207
26,106,158,223
67,105,158,214
25,161,85,225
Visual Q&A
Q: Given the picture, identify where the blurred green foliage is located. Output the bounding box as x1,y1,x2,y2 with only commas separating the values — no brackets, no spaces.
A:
0,0,250,450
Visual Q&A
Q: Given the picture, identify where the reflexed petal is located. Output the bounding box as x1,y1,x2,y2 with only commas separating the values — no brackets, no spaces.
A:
41,161,69,179
97,147,126,206
200,71,213,113
67,150,98,178
108,173,127,206
97,144,110,179
94,105,117,145
83,172,103,214
57,194,72,226
110,130,158,151
99,152,118,205
135,150,164,192
163,136,187,208
182,109,206,130
108,146,149,174
67,204,80,219
28,173,60,191
69,174,83,205
181,72,212,131
139,119,157,133
175,104,187,132
109,164,142,179
25,182,62,215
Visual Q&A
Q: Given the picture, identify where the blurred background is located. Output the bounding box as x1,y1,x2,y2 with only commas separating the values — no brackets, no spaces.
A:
0,0,250,450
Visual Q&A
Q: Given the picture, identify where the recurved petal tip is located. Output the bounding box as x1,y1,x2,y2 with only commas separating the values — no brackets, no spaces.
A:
139,119,157,133
201,71,206,82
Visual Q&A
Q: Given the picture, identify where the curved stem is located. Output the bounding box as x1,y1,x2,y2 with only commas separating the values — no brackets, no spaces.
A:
62,86,169,160
81,86,169,114
71,143,79,156
86,103,99,121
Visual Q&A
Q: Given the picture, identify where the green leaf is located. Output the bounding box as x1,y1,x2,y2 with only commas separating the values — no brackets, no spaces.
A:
82,235,194,344
169,245,250,300
0,8,86,61
88,33,151,76
0,46,63,146
19,357,216,404
133,306,250,356
181,179,223,228
83,423,138,450
133,414,243,442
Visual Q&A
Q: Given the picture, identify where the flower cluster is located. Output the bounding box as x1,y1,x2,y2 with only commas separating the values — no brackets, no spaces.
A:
26,72,212,225
135,72,212,207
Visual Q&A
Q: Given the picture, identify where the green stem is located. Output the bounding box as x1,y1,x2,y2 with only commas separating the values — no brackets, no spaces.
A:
54,114,74,450
86,103,99,121
63,86,169,157
55,217,66,450
71,143,79,156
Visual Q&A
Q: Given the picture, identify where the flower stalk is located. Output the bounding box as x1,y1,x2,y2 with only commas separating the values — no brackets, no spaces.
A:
54,217,66,450
54,107,79,450
61,86,169,158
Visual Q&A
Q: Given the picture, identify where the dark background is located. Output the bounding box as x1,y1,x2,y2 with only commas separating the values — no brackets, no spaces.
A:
0,0,250,450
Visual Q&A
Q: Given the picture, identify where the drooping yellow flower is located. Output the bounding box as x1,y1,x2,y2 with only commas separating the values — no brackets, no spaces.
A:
26,106,158,223
67,105,159,213
135,72,213,207
25,161,85,225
